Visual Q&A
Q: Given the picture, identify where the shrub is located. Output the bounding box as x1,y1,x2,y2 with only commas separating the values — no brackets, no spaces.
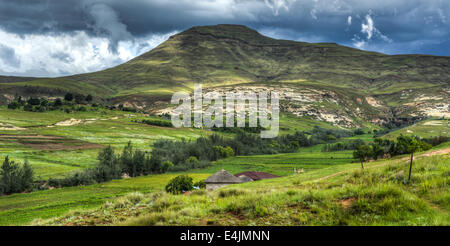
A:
7,101,19,109
213,146,235,158
161,161,174,173
165,175,193,194
64,93,73,101
193,180,206,189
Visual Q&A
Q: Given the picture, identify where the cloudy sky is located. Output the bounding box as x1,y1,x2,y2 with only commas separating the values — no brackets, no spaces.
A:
0,0,449,77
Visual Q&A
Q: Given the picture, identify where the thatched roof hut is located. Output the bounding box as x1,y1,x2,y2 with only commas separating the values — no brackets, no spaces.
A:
204,169,243,190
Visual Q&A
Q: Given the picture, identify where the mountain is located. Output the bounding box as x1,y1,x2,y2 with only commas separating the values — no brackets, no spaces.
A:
0,24,449,127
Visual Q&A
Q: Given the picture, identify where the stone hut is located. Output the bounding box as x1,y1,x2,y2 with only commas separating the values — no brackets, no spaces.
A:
204,169,243,190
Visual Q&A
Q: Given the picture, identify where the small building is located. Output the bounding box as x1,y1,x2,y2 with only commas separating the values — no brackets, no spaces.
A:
204,169,243,190
234,171,280,181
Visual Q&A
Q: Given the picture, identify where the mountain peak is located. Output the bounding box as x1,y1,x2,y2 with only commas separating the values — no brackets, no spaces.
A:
170,24,275,44
181,24,259,35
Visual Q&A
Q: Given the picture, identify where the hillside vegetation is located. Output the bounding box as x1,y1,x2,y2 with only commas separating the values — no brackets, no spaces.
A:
0,24,448,127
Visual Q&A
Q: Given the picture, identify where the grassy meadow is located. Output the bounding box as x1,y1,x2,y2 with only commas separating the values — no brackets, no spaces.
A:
34,146,450,226
0,106,448,226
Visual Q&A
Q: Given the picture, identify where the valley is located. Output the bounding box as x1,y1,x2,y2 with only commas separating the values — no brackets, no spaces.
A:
0,24,448,226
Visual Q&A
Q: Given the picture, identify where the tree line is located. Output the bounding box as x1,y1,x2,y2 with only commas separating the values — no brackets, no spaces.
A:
48,142,172,188
7,93,94,113
149,126,353,171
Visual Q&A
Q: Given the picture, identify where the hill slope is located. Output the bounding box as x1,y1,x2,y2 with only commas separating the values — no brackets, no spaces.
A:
0,24,449,126
34,146,450,226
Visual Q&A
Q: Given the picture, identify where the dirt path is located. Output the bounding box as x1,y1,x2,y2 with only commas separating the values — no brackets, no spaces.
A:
316,147,450,182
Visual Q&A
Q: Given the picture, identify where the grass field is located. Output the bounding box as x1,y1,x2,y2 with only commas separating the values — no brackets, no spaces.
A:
0,144,356,226
0,106,448,226
35,145,450,226
383,118,450,139
0,107,345,179
0,107,208,178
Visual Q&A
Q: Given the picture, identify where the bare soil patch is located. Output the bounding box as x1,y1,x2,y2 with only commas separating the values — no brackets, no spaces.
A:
338,197,355,209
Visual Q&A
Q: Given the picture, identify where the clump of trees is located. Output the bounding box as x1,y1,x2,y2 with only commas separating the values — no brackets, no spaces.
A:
48,142,168,188
0,157,34,195
149,126,352,171
134,118,173,127
7,93,95,113
352,135,433,181
322,139,365,152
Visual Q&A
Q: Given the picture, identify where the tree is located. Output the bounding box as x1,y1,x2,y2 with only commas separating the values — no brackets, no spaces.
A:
393,135,432,182
21,159,34,191
74,94,85,104
7,101,19,109
96,146,121,181
64,92,74,101
353,145,373,169
161,160,174,173
165,175,193,194
40,98,49,107
370,141,384,160
85,94,93,102
0,156,33,194
23,104,33,111
27,98,40,106
54,98,63,107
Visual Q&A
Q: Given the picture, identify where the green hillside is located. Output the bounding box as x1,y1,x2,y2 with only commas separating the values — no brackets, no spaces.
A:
0,24,448,129
32,145,450,226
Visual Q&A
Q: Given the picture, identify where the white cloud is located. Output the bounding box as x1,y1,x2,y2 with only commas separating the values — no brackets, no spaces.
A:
347,16,352,26
264,0,296,16
353,13,392,49
361,14,375,39
0,28,176,77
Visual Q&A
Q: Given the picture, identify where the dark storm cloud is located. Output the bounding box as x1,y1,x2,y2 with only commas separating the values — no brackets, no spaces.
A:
1,0,449,55
0,0,449,76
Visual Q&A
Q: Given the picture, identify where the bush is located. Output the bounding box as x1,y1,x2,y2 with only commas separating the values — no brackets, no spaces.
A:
161,161,174,173
213,146,235,158
193,180,206,189
64,93,73,101
138,119,172,127
165,175,193,194
7,101,19,109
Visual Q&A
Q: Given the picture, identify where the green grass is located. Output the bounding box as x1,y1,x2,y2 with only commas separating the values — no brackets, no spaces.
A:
0,173,210,226
35,148,450,226
0,144,356,225
191,146,355,176
0,106,352,179
0,108,208,178
383,118,450,139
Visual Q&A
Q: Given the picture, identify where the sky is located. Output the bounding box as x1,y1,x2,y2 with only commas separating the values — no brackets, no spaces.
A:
0,0,449,77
